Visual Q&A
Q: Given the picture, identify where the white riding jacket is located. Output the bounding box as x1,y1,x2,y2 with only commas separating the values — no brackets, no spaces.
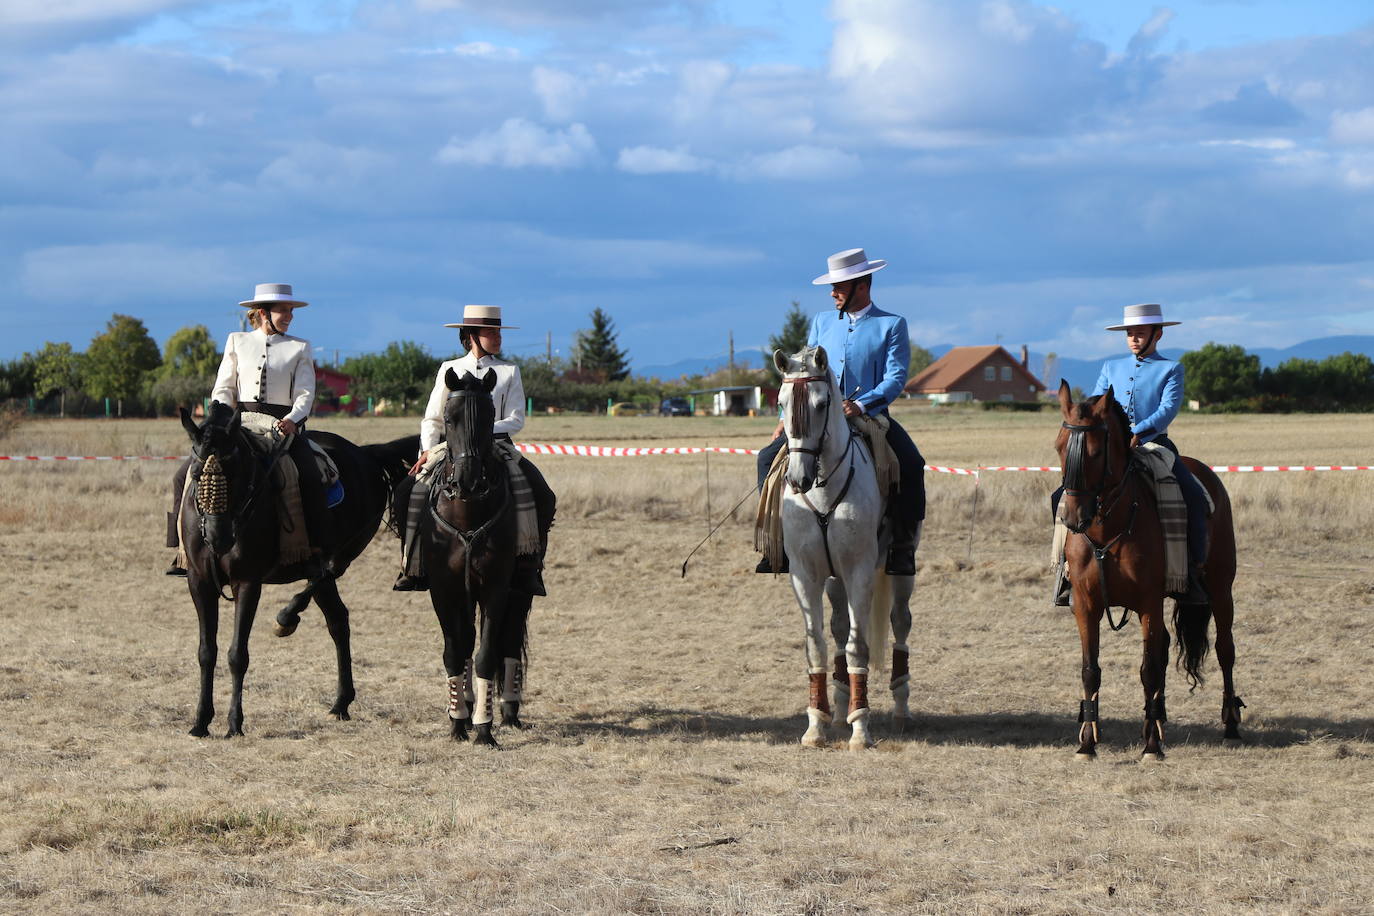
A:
420,352,525,454
210,328,316,424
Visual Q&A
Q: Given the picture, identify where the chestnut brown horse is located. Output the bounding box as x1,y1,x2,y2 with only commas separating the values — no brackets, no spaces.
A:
1054,381,1243,760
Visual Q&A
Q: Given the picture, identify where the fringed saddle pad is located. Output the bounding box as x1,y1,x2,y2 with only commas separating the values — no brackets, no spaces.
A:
754,444,790,570
419,440,541,557
1135,443,1211,596
848,413,899,500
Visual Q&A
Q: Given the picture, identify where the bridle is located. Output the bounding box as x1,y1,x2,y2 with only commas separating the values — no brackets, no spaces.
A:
783,369,859,578
1059,411,1140,630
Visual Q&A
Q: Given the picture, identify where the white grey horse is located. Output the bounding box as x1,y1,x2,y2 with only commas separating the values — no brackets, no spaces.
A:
774,346,917,750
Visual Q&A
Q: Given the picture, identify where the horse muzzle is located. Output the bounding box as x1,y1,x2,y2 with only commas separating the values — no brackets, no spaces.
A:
202,514,236,555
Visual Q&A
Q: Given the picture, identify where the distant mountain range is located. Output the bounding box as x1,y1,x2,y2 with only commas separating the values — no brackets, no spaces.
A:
635,336,1374,393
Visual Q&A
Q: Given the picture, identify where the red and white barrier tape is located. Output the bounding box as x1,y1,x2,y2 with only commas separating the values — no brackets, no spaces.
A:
2,450,1369,475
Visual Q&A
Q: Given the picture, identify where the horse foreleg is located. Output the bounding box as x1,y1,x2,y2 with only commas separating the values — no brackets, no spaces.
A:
188,577,219,737
431,596,472,741
793,573,831,747
1073,595,1103,759
225,582,261,738
470,587,508,748
498,591,532,729
1212,590,1244,746
1139,603,1169,761
843,567,877,751
825,578,849,719
886,572,915,728
273,575,324,638
311,576,355,720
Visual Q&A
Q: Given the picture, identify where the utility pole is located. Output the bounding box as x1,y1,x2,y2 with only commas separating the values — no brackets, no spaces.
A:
546,330,552,363
728,330,735,383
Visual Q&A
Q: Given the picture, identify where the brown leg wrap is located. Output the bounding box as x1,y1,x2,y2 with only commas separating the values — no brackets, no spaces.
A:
890,647,909,688
809,672,830,717
848,672,869,716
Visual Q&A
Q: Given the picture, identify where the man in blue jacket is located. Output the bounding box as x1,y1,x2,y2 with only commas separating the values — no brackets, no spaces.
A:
756,248,925,576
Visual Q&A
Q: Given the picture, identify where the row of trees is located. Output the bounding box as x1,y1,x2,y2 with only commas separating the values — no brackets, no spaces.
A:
1180,343,1374,411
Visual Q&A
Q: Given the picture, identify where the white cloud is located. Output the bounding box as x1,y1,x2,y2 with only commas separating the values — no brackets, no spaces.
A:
735,145,860,181
454,41,521,60
258,143,391,195
20,243,237,305
503,227,765,279
0,0,191,27
674,59,731,121
1331,107,1374,146
532,66,585,121
616,145,711,174
435,119,598,169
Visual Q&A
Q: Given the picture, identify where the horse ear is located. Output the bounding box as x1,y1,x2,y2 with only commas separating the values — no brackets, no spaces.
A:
481,370,497,393
773,348,789,374
179,406,197,440
1057,380,1073,414
814,346,828,372
228,407,242,435
444,367,460,391
1099,386,1114,415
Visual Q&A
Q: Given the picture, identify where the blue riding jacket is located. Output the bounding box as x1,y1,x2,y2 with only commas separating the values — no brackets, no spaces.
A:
1091,351,1183,443
806,304,910,413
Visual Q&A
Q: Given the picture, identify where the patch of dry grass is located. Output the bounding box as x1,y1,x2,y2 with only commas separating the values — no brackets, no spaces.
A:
0,414,1371,913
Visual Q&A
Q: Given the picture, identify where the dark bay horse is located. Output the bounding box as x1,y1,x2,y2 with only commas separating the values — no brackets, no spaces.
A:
1054,382,1243,760
177,402,416,737
417,368,531,747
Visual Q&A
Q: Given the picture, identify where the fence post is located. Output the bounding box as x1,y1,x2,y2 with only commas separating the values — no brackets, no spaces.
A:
104,398,111,418
27,397,35,415
606,397,613,415
527,396,533,416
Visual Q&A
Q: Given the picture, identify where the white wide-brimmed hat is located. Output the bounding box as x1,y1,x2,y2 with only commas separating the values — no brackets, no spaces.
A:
1105,303,1180,331
443,304,519,330
812,248,887,285
239,282,308,308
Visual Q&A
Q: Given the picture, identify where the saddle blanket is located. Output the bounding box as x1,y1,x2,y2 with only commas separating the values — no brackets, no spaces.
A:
1136,442,1211,596
239,411,324,564
417,439,540,556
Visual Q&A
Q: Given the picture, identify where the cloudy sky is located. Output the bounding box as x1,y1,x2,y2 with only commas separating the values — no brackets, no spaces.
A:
4,0,1373,371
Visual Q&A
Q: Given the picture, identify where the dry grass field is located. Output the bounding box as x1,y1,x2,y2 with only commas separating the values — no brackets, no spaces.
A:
1,407,1372,914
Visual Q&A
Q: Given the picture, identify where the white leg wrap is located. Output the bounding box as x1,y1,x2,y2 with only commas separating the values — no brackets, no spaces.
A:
848,709,875,749
501,657,523,702
471,676,495,726
802,708,830,747
446,675,469,720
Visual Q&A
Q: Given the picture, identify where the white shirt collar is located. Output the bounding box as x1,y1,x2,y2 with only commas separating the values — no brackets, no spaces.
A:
847,303,873,323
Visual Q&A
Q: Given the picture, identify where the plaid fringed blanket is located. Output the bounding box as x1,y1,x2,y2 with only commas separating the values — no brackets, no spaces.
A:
754,444,789,570
1136,443,1190,596
421,440,540,556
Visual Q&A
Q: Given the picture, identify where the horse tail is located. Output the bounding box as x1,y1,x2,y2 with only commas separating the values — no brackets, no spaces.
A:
363,435,420,492
1172,599,1213,691
868,573,890,674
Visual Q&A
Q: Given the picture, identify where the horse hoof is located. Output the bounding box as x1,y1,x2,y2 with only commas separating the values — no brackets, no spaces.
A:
801,732,826,748
891,714,911,734
224,729,244,739
501,715,525,730
1074,750,1096,761
1140,751,1166,763
329,708,350,721
273,619,297,638
188,725,210,738
472,725,500,748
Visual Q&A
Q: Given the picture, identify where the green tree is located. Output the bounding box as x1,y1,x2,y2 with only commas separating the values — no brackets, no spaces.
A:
82,314,161,416
1179,342,1259,405
0,354,37,401
159,324,220,379
33,342,84,417
342,341,439,413
572,308,630,382
766,301,810,384
908,343,935,379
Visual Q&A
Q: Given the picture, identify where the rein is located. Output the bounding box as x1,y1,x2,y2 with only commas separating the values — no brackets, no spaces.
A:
1060,418,1141,630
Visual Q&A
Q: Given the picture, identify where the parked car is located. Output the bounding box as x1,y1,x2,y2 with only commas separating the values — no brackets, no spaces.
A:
659,397,691,416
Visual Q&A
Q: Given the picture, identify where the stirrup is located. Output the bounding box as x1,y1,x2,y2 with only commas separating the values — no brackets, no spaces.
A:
756,554,788,574
393,571,428,592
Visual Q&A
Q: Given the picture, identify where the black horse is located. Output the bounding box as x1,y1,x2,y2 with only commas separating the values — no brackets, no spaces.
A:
177,402,416,737
418,368,535,747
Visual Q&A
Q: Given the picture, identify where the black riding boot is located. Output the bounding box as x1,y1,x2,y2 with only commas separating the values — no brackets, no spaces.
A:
884,507,916,577
1052,556,1071,607
756,552,789,574
165,460,189,576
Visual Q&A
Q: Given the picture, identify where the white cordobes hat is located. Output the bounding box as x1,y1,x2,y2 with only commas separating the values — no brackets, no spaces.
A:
238,283,308,308
812,248,887,285
1105,303,1180,331
443,305,520,330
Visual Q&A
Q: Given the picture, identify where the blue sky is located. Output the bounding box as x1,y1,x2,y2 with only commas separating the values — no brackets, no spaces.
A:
3,0,1373,372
